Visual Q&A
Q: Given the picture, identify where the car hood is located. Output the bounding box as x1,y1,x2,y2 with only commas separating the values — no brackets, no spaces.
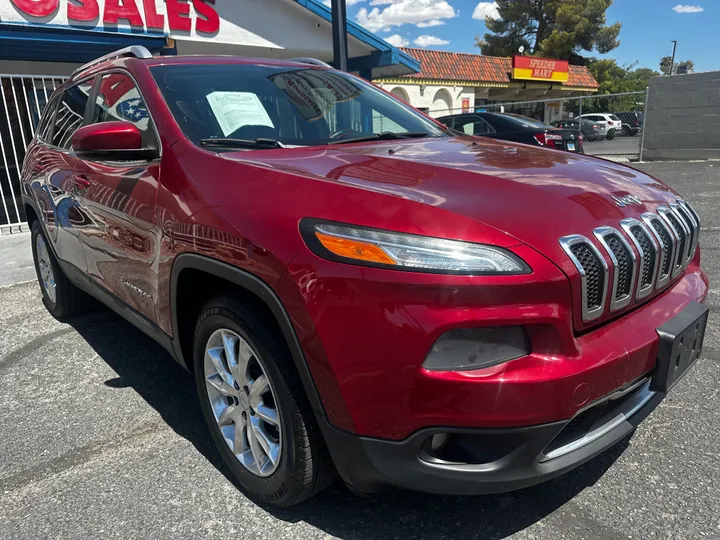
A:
221,136,678,262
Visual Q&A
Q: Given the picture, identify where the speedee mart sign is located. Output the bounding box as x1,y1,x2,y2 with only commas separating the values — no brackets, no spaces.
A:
5,0,218,33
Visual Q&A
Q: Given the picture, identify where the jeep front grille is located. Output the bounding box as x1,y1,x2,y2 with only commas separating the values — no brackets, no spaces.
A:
560,202,699,324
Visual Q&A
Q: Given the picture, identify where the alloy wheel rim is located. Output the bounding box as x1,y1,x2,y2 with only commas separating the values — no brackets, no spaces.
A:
203,328,282,477
36,235,56,304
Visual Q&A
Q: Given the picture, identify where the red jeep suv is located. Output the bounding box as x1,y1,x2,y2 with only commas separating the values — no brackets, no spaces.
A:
22,47,709,507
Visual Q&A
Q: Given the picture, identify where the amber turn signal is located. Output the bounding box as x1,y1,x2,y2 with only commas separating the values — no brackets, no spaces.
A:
315,232,397,265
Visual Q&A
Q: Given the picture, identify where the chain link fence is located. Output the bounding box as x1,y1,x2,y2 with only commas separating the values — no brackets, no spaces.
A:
430,90,649,162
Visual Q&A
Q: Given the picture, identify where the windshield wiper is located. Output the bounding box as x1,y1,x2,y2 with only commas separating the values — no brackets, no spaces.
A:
200,137,284,150
328,131,432,145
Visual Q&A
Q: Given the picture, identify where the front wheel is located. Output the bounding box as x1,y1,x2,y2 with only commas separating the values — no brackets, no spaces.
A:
193,294,335,507
30,220,90,319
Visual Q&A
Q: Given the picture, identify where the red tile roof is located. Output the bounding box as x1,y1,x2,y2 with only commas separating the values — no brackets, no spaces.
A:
398,48,599,89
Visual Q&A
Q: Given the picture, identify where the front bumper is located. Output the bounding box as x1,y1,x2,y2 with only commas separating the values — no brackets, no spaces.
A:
322,376,664,495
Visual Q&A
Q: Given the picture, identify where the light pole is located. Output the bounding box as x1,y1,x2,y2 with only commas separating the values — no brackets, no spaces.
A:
331,0,349,72
669,40,677,75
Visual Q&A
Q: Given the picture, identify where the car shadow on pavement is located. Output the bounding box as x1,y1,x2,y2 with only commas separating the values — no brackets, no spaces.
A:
67,310,235,480
68,309,631,540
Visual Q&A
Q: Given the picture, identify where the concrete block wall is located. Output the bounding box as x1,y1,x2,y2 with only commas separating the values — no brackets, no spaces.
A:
643,71,720,160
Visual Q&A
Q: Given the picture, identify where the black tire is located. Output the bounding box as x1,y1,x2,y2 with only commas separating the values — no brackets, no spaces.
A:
30,220,90,319
193,293,335,507
606,129,616,140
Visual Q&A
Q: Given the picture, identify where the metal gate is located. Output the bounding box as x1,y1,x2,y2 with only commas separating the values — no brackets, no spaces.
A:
0,74,65,230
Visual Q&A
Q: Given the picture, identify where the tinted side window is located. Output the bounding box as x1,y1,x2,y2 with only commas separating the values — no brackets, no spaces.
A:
452,116,494,135
92,72,154,146
51,79,94,149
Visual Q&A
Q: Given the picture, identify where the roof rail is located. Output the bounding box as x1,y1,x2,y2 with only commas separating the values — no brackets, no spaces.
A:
72,45,153,77
289,57,333,69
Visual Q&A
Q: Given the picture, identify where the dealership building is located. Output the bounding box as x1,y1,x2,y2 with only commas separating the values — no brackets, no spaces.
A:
377,48,599,121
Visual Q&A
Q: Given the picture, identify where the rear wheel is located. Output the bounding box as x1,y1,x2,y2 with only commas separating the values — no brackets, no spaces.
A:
606,129,616,140
193,293,335,507
30,220,90,319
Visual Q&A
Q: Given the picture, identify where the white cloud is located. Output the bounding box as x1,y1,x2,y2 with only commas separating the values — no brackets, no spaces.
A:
472,1,499,20
322,0,364,6
413,34,450,47
384,34,410,47
356,0,456,32
417,19,444,27
672,4,704,12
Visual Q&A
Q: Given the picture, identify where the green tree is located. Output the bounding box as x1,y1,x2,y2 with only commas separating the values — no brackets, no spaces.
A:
588,59,658,94
475,0,621,63
660,56,695,75
569,59,659,114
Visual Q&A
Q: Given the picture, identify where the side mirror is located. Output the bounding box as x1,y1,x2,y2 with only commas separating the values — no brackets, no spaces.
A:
72,121,157,160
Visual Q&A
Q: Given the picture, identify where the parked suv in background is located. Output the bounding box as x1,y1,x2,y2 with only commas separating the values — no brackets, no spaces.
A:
552,118,604,141
22,47,708,507
615,111,644,136
579,113,623,139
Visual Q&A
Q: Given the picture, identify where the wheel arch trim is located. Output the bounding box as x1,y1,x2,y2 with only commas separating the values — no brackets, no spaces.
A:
169,253,327,417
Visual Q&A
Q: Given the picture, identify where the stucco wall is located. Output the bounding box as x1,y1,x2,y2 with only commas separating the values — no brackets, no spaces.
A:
643,71,720,161
379,83,476,117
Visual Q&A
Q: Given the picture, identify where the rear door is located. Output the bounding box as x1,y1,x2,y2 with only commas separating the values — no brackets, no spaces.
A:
26,79,95,273
72,71,162,322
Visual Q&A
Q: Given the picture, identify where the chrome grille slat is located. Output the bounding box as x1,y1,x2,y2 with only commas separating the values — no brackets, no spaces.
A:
594,227,637,312
643,212,674,289
620,219,659,300
559,235,609,323
674,200,699,263
657,206,686,278
669,203,692,267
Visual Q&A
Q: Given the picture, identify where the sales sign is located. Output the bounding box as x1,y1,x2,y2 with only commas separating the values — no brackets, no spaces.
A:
512,55,569,83
7,0,219,33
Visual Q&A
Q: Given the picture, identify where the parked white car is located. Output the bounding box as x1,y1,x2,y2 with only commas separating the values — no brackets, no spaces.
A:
578,113,623,140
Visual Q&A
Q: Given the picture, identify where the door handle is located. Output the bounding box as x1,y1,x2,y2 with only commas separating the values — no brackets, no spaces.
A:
71,174,91,190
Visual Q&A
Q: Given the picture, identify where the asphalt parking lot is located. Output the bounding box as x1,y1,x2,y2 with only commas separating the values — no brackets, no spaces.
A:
1,161,718,539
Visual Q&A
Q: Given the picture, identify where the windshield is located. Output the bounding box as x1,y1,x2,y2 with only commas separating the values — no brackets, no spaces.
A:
498,114,553,130
150,64,446,148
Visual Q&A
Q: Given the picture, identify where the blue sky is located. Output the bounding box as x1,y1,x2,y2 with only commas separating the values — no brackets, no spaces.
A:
338,1,717,72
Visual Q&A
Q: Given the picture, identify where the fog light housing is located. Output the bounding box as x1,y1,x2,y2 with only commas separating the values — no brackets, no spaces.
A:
423,327,529,371
430,433,449,452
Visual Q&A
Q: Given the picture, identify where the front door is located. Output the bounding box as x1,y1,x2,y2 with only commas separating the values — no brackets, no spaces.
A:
29,79,95,274
73,71,162,323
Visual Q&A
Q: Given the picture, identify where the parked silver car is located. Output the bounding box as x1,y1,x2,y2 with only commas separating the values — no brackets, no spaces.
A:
578,113,623,139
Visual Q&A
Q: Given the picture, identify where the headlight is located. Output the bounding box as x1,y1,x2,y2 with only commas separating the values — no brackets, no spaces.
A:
300,219,530,274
